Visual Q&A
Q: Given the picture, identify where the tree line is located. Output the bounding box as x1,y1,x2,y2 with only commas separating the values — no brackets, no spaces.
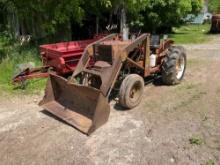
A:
0,0,203,42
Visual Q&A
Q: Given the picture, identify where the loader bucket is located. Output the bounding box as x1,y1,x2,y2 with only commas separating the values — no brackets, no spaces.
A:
39,74,110,135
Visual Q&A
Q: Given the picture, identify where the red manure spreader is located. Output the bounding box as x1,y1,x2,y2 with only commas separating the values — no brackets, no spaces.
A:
12,38,101,84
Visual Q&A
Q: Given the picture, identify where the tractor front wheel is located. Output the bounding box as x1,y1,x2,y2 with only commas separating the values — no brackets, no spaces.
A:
119,74,144,109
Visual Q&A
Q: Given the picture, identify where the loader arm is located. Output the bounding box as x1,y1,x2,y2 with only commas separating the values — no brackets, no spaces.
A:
69,33,150,97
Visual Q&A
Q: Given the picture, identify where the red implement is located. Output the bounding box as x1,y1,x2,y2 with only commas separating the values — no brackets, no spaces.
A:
39,39,98,75
12,38,100,84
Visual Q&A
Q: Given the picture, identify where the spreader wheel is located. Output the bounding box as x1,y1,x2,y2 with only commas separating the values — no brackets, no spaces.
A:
119,74,144,109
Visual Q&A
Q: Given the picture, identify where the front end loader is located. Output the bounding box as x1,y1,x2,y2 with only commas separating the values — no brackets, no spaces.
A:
40,33,186,135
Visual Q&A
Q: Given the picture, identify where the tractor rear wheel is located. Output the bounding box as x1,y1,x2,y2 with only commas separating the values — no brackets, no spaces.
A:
119,74,144,109
162,46,186,85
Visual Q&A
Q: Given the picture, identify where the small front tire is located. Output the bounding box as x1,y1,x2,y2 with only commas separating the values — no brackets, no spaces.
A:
119,74,144,109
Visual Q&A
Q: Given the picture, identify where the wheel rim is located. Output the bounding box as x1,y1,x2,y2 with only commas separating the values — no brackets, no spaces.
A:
176,55,185,79
129,82,142,102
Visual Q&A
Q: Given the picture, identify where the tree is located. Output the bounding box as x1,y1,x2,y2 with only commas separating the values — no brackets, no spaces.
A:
1,0,204,41
12,0,84,39
99,0,203,33
141,0,203,33
0,0,16,33
209,0,220,14
0,0,85,42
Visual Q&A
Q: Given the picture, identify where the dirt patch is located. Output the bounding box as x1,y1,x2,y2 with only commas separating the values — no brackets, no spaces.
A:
0,38,220,165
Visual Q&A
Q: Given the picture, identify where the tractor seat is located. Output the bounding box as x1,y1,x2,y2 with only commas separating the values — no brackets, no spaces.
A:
93,44,113,67
150,35,160,49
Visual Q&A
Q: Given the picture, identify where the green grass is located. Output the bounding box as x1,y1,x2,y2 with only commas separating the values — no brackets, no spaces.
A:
189,136,204,145
0,35,46,95
169,24,215,44
203,160,215,165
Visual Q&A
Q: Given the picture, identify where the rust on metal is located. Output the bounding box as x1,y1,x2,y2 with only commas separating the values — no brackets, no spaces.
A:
12,66,50,84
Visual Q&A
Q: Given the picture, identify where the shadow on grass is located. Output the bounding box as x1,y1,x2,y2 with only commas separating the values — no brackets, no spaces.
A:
0,49,8,62
12,86,26,90
169,32,188,35
113,104,128,111
10,78,46,95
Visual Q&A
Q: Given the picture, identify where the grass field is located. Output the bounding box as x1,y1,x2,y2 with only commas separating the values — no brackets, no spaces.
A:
169,24,215,44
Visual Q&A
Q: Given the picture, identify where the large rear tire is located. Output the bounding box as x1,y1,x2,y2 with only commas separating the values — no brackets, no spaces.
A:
162,46,186,85
119,74,144,109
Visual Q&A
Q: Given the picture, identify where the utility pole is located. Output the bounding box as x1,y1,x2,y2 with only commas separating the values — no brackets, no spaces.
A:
120,1,126,33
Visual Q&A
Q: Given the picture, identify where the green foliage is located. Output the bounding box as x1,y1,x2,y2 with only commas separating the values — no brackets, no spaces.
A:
12,0,84,36
142,0,203,32
209,0,220,14
0,33,46,95
191,0,204,14
189,136,203,145
99,0,203,32
203,160,215,165
0,0,204,37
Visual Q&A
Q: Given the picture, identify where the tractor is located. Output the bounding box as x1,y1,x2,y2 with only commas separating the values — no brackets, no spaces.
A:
39,33,187,135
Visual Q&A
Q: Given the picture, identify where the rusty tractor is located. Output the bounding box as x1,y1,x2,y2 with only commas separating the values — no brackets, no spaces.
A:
39,33,187,135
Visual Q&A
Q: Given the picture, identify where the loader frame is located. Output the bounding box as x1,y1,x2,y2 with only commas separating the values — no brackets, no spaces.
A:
68,33,173,97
